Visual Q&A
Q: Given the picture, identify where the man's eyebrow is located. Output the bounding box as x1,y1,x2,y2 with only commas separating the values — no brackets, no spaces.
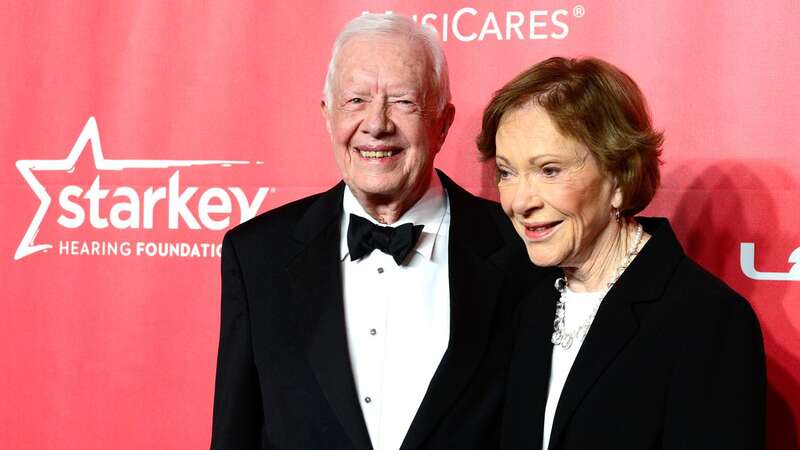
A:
388,90,421,97
340,87,368,94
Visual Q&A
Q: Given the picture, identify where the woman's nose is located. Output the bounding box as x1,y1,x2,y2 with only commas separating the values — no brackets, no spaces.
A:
511,175,543,216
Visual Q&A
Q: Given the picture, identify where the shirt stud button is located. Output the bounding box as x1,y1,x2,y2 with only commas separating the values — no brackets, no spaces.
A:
364,396,372,403
377,267,384,274
370,328,377,336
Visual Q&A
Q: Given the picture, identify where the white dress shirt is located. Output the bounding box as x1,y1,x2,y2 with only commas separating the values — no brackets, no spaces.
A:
340,175,451,450
542,288,604,450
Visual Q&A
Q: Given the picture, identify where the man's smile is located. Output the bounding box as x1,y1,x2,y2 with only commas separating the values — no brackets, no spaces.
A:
354,145,405,160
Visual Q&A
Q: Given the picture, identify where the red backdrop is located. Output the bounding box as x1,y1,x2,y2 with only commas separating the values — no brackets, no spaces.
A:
2,1,798,448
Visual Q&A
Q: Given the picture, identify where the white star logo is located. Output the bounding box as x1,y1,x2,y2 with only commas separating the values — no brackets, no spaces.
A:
15,117,254,260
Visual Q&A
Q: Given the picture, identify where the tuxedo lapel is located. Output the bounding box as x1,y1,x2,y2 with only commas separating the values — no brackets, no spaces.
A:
547,218,684,450
400,172,509,450
286,182,373,450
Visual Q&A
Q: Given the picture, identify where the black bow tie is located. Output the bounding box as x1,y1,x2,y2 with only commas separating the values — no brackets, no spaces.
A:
347,213,424,265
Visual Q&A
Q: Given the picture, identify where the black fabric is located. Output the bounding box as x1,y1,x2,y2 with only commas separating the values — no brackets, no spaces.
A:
210,170,547,450
347,213,424,265
502,217,766,450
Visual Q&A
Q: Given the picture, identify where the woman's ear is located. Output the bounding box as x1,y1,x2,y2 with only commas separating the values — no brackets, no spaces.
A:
611,179,623,210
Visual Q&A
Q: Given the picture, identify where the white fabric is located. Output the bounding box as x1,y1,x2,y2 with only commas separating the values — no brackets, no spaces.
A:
542,287,604,450
340,175,451,450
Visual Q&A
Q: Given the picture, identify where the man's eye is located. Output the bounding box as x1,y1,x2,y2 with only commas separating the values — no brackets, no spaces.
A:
391,99,416,109
348,98,364,104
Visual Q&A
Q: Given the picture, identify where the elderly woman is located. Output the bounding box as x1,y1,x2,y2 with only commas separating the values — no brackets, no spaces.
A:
477,57,766,450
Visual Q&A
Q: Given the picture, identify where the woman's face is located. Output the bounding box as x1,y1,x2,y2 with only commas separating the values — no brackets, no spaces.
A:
495,106,622,270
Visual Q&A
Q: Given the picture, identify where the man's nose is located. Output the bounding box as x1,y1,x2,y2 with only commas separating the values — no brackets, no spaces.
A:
362,100,395,136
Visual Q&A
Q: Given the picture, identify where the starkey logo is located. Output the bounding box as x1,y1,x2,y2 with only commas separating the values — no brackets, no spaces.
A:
740,243,800,281
14,117,272,260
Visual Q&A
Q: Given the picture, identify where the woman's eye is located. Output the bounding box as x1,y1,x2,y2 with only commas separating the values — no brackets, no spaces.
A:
541,165,561,177
497,168,511,180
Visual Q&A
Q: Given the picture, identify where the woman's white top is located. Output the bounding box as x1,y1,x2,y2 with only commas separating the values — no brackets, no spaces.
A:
542,287,604,450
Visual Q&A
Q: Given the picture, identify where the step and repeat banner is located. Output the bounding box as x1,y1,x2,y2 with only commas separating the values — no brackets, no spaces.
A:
2,1,798,448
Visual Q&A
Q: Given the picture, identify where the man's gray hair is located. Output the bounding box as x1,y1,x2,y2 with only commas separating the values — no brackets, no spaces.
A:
322,13,451,114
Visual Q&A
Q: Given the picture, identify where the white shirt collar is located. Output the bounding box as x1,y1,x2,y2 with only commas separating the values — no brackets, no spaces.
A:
340,173,449,262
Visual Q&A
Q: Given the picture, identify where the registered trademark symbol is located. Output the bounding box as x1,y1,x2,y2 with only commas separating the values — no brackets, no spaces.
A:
573,4,586,18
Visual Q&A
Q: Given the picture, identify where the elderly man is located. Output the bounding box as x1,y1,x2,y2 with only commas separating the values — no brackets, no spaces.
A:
210,13,542,450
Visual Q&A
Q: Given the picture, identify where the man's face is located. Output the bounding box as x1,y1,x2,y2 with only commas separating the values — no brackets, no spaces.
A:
322,35,454,209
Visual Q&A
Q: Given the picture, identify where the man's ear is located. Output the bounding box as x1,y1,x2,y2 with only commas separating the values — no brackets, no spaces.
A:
439,103,456,142
320,100,331,134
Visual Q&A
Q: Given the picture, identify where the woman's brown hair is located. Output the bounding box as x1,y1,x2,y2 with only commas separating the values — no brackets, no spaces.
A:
477,57,663,217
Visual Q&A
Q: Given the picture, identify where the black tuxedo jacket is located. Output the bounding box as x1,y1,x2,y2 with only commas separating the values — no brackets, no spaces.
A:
211,171,543,450
503,217,766,450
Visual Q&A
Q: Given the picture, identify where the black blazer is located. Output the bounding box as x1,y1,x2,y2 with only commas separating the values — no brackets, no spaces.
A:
211,171,544,450
503,217,766,450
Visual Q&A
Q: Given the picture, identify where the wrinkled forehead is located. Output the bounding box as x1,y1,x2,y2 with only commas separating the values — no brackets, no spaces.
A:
497,105,594,162
333,34,435,94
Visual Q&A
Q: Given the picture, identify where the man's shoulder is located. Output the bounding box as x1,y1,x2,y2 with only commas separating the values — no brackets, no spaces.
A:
225,187,336,244
468,194,511,227
440,173,533,275
439,171,507,221
452,186,503,212
445,181,518,244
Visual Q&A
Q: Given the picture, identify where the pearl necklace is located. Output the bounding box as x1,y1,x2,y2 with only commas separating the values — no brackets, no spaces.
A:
551,223,643,350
